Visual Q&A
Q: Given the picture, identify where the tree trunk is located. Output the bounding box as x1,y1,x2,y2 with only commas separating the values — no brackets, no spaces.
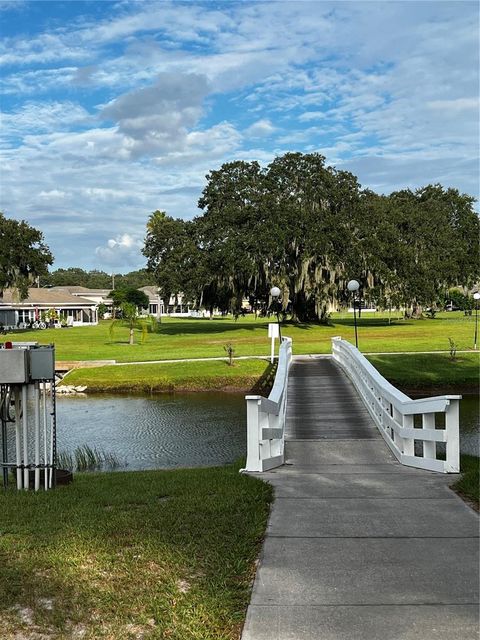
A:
129,327,134,345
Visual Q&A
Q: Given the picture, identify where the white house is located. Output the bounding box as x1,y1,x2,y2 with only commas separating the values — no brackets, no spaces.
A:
0,288,99,328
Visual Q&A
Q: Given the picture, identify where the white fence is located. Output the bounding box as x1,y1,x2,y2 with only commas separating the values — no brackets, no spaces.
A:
332,337,461,473
243,337,293,472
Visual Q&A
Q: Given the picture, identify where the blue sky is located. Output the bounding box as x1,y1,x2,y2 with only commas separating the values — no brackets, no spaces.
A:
1,0,478,271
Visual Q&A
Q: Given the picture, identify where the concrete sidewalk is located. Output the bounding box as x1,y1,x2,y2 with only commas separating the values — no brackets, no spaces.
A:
242,359,479,640
242,443,479,640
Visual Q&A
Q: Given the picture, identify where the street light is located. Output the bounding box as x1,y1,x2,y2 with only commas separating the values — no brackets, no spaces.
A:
347,279,360,349
474,292,480,350
270,286,282,341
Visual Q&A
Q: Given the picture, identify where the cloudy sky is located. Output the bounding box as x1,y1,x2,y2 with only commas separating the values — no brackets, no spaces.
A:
1,0,478,271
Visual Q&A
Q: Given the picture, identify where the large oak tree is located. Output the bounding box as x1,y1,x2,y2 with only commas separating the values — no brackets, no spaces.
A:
0,212,53,298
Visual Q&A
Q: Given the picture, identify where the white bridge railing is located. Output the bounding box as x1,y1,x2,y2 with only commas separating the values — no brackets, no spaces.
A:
332,337,461,473
243,337,292,472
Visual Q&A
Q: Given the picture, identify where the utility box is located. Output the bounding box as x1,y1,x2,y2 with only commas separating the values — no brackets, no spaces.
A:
29,347,55,381
0,349,29,383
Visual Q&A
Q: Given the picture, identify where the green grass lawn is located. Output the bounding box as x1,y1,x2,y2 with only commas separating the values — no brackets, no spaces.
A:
62,351,479,393
64,358,274,393
366,352,479,392
3,311,479,363
0,461,273,640
452,455,479,509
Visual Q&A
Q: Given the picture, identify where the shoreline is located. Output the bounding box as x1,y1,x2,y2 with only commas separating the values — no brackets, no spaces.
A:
57,377,477,397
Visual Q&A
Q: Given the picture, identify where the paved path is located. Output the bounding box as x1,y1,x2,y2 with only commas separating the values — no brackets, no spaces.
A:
242,357,479,640
60,349,477,369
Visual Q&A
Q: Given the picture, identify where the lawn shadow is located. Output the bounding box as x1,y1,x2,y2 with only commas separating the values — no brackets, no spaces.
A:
249,361,277,395
151,318,269,337
333,317,407,328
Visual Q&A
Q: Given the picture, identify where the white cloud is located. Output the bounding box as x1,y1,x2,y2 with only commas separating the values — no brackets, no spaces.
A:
1,101,91,137
0,0,478,270
245,119,275,137
100,72,210,157
39,190,66,199
95,233,144,268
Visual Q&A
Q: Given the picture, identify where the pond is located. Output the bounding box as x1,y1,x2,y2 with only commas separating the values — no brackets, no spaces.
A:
449,394,478,457
56,392,247,470
4,392,478,473
56,392,478,468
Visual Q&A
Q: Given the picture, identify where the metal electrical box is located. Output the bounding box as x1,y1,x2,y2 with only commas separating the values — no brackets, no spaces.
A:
29,347,55,380
0,349,29,383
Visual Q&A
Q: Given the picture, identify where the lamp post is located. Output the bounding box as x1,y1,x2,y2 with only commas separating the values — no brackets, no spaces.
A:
347,279,360,349
474,292,480,350
270,286,282,341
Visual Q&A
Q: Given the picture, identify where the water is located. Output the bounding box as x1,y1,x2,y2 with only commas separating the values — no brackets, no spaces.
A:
57,392,479,464
409,394,478,457
3,392,478,473
456,395,479,456
56,392,247,470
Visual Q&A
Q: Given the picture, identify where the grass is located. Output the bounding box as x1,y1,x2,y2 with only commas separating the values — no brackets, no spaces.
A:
63,358,274,393
0,460,273,640
3,311,479,363
366,352,479,392
57,446,121,472
61,351,479,394
451,455,479,509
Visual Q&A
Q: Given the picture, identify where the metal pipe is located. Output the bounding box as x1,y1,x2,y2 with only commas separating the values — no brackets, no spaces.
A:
34,382,40,491
14,387,22,490
276,303,282,342
22,385,29,490
1,386,8,489
474,303,478,350
42,382,48,490
353,299,359,349
50,377,56,489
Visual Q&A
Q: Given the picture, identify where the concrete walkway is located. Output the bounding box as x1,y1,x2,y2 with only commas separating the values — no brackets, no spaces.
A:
242,357,479,640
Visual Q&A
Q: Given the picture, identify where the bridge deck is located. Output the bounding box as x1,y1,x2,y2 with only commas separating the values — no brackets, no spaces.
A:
242,357,479,640
284,356,376,440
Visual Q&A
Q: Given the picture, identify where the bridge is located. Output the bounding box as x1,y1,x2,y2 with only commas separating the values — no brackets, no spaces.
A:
242,338,479,640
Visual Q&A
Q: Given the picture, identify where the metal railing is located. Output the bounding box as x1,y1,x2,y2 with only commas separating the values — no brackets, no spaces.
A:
243,337,292,472
332,337,461,473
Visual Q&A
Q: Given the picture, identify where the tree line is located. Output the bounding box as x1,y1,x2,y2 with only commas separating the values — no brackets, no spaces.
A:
2,151,479,320
41,268,156,290
143,152,479,321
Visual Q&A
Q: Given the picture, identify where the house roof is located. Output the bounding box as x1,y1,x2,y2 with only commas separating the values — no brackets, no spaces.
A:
0,288,95,306
49,286,111,295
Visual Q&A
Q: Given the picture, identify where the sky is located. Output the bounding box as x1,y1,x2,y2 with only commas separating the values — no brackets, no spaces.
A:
0,0,478,272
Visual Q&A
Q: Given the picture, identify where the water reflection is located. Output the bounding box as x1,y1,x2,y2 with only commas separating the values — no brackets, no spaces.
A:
457,395,479,456
56,392,246,470
5,392,477,472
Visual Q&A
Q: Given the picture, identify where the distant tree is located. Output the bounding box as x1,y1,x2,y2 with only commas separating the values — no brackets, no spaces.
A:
124,287,149,309
142,154,479,322
115,269,156,289
43,267,88,287
0,212,53,298
108,289,126,307
109,287,149,310
366,186,480,315
97,303,108,319
143,210,201,309
85,270,111,288
121,301,139,345
44,268,155,289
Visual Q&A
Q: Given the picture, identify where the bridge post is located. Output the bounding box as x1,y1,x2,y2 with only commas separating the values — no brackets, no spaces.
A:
422,413,436,459
445,399,460,473
245,396,263,472
402,414,415,457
